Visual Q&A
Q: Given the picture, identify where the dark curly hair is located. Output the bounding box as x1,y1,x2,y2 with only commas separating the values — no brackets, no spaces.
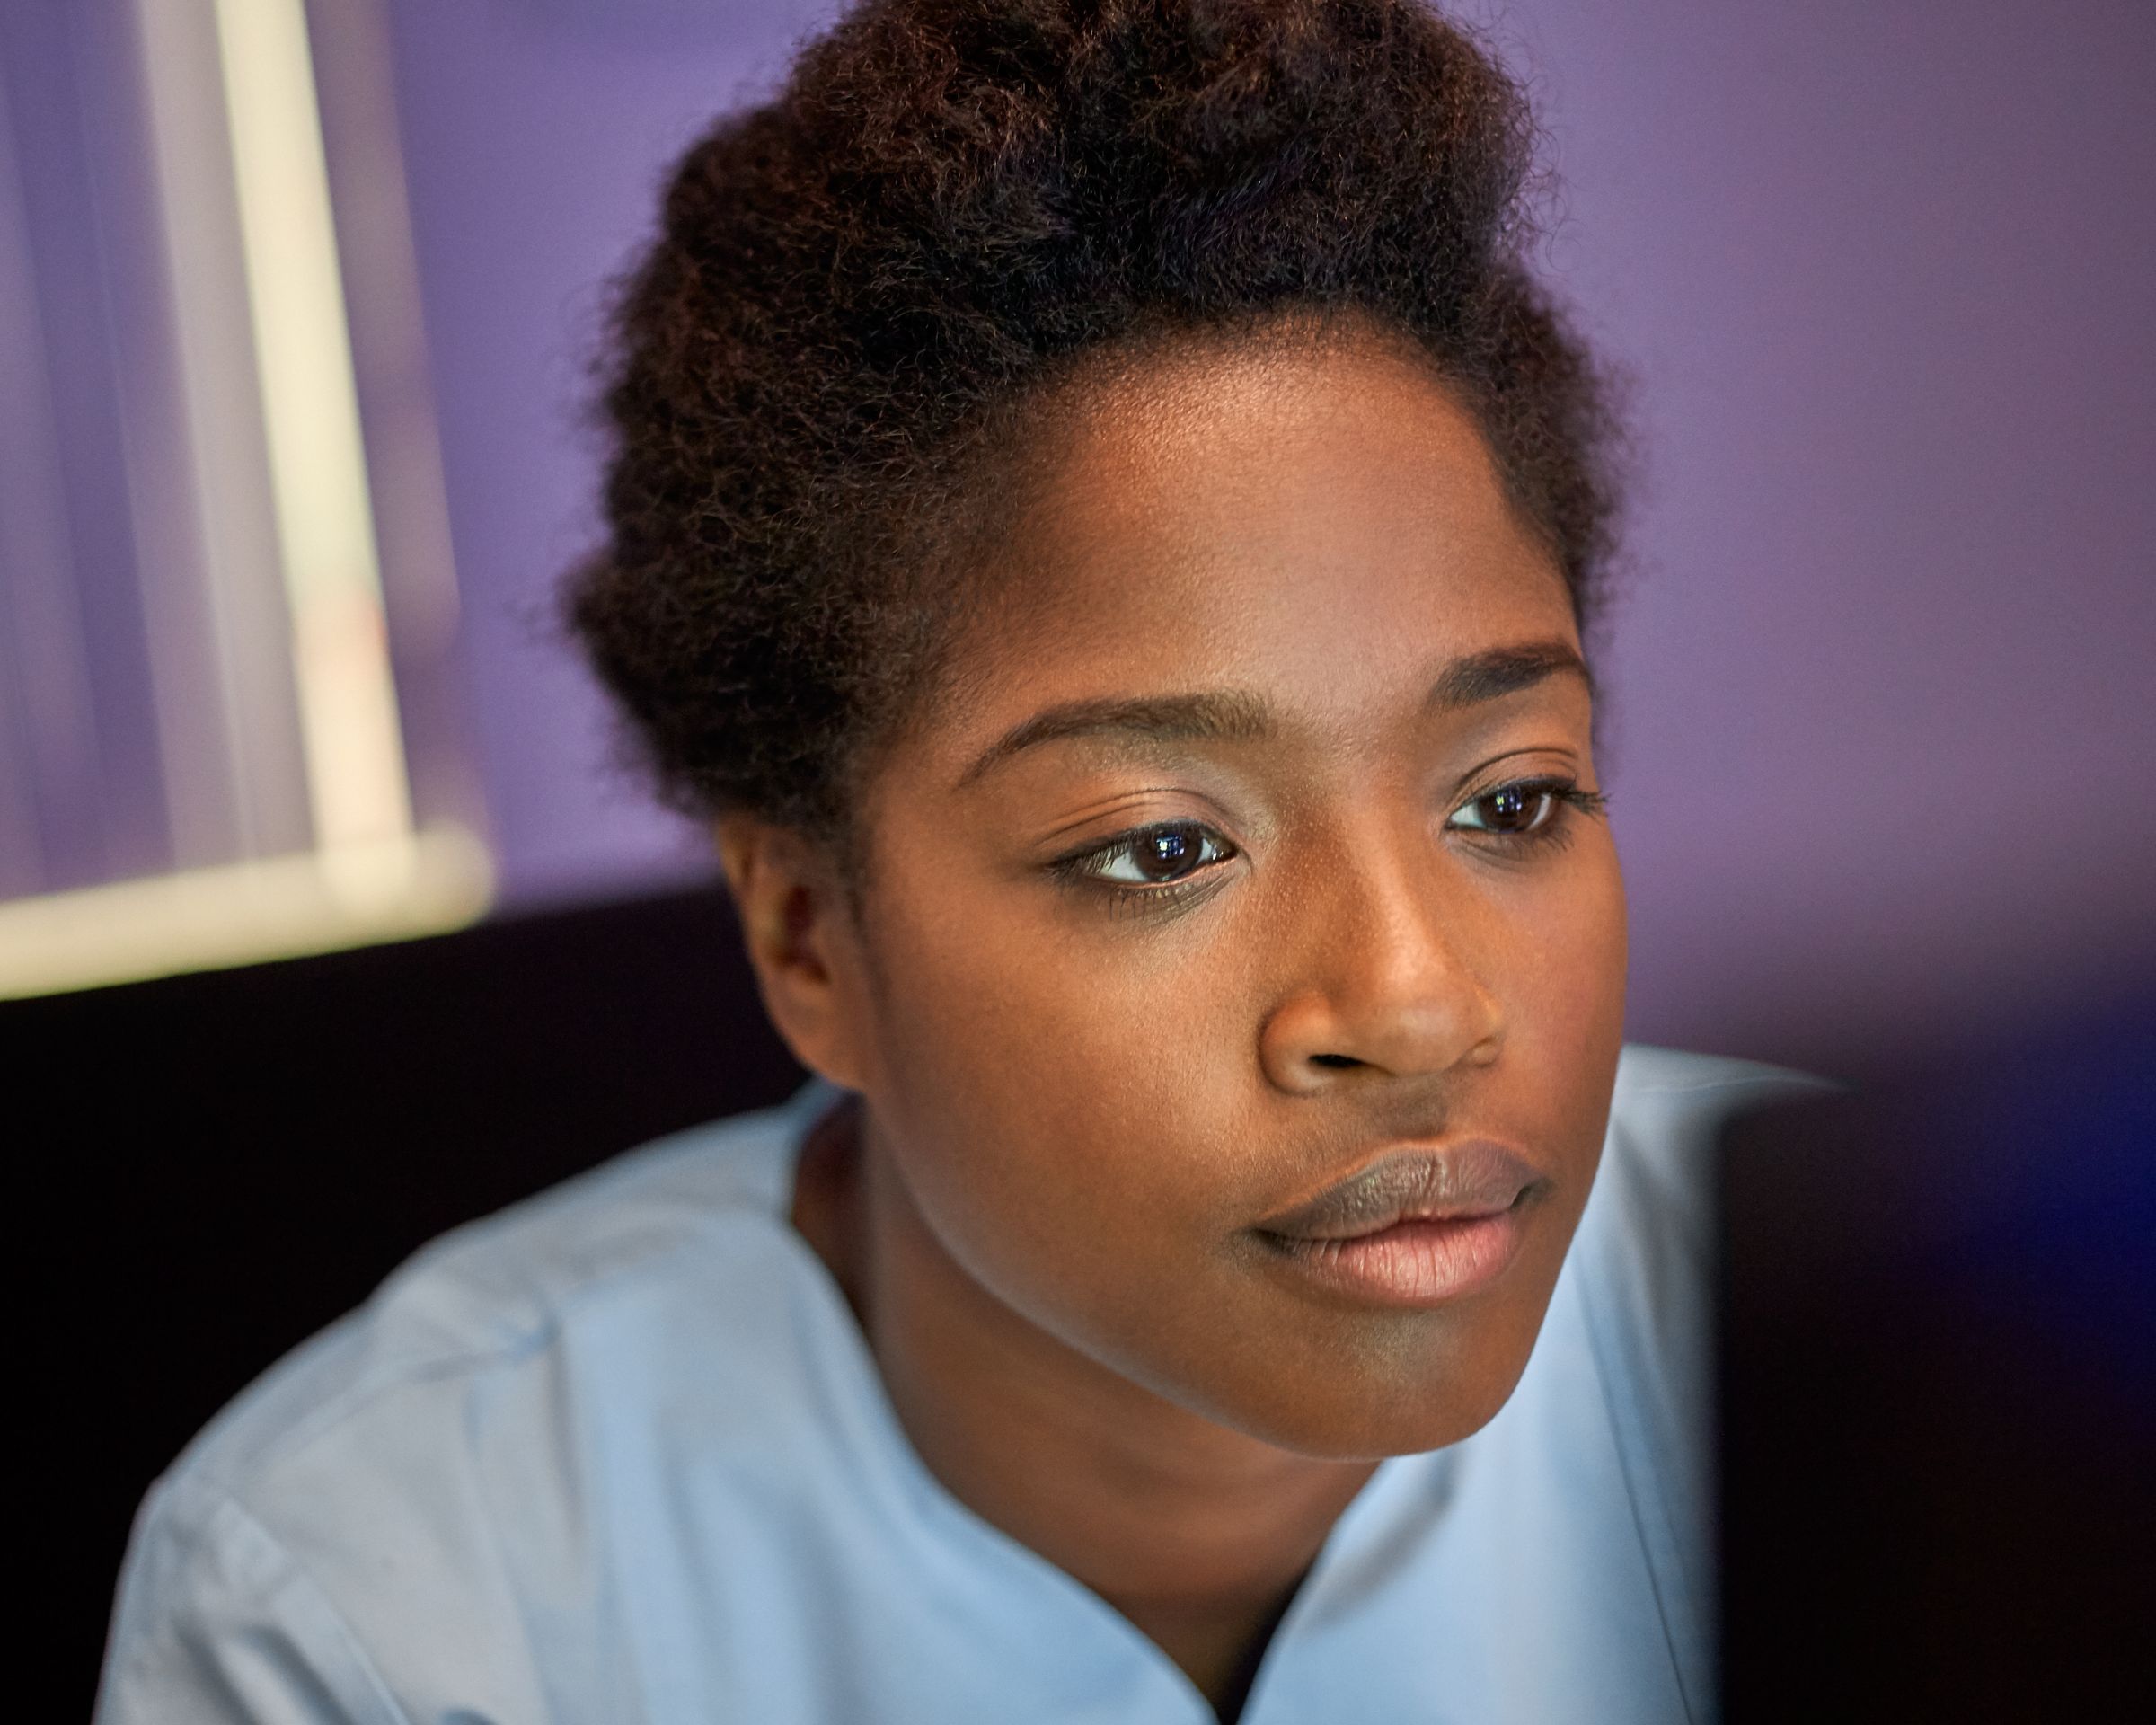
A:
568,0,1621,849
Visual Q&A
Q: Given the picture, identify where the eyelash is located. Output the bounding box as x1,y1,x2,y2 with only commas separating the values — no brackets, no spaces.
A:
1449,777,1610,854
1047,776,1609,910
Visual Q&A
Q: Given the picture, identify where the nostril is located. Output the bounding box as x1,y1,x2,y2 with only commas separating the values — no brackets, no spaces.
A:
1310,1053,1362,1070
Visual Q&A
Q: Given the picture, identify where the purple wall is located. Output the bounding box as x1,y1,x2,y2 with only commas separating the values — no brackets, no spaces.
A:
378,1,835,907
386,0,2156,1068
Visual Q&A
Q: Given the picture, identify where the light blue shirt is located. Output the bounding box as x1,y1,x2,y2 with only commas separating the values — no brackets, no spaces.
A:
96,1046,1817,1724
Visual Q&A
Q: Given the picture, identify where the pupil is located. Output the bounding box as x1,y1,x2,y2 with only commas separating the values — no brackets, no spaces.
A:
1140,827,1198,880
1488,787,1539,829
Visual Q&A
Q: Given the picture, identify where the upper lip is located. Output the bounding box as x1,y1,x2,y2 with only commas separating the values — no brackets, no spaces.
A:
1254,1139,1544,1242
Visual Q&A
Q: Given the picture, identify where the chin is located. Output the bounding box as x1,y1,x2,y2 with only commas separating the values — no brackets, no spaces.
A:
1257,1379,1522,1462
1174,1315,1540,1461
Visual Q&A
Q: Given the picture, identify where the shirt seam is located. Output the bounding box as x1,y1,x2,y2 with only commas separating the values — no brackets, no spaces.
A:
1574,1270,1702,1725
152,1485,420,1725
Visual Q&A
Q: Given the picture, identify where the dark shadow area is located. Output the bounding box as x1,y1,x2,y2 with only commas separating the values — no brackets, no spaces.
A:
1719,991,2153,1721
15,882,800,1718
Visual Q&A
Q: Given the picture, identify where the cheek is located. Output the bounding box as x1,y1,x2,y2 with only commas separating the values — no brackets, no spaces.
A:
1495,834,1629,1151
1519,836,1628,1048
854,879,1241,1294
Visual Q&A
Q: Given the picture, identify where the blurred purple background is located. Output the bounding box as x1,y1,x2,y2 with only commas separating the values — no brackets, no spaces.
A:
13,0,2156,1069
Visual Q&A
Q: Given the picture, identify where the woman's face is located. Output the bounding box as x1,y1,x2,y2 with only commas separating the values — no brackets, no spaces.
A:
828,332,1626,1458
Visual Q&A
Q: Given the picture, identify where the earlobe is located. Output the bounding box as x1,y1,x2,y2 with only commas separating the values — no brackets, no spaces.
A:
715,818,870,1092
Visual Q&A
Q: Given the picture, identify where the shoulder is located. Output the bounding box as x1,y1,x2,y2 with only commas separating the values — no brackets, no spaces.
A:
166,1092,810,1500
97,1086,828,1723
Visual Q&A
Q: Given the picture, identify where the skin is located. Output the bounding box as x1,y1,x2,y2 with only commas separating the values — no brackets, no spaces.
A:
719,328,1629,1713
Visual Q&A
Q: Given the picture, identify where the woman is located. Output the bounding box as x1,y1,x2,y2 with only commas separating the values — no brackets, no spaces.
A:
98,3,1815,1721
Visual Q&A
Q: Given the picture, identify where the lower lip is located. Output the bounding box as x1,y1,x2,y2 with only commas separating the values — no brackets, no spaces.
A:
1259,1207,1529,1307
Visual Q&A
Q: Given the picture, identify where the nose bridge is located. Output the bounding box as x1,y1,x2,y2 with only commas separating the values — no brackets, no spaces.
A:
1344,809,1479,999
1262,803,1501,1083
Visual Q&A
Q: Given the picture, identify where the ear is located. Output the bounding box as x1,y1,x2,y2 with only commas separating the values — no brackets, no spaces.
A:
714,817,874,1092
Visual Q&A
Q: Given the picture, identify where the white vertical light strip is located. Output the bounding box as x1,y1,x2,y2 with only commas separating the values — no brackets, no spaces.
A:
309,0,464,658
210,0,414,871
131,0,284,870
306,0,483,840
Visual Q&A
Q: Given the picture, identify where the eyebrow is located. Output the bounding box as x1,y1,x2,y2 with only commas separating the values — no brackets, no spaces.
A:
958,689,1272,787
958,638,1592,787
1424,640,1595,712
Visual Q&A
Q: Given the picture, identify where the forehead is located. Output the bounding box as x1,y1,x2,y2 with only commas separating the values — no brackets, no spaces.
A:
917,331,1582,772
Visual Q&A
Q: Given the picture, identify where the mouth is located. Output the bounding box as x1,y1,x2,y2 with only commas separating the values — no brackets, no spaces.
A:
1250,1140,1547,1307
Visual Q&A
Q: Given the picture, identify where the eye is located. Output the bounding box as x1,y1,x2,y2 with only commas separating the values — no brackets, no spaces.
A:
1064,820,1238,888
1447,777,1604,839
1451,781,1560,836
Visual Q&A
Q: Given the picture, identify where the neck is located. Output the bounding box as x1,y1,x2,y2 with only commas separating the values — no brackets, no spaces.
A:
792,1098,1374,1714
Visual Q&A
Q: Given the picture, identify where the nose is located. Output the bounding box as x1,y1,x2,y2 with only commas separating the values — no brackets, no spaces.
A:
1257,819,1504,1094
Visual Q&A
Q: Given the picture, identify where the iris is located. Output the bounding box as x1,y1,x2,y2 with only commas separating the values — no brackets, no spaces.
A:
1136,826,1204,881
